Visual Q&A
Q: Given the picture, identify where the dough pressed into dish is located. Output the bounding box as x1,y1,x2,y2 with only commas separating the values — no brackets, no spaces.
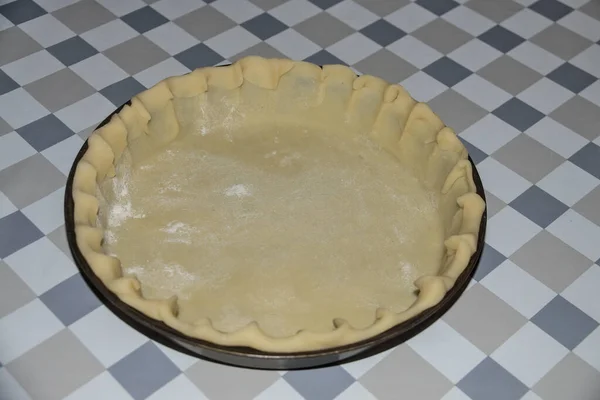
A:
72,56,485,352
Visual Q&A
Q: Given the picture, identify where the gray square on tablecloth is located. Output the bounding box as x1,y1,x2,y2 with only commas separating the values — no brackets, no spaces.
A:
360,345,452,400
307,0,345,10
295,12,354,48
0,211,44,259
174,43,225,71
510,231,593,293
547,63,597,94
39,274,101,326
465,0,523,22
493,98,545,132
483,192,505,216
242,13,288,40
0,27,43,66
285,366,355,400
530,24,592,60
109,342,180,400
99,77,145,107
24,68,95,113
533,353,600,400
0,69,19,96
493,134,564,183
7,329,104,400
428,89,487,133
248,0,287,11
174,6,236,42
46,225,72,259
445,284,527,354
570,143,600,180
185,358,280,399
423,57,472,87
458,357,528,400
413,19,472,54
531,296,598,349
52,0,115,34
16,114,74,152
0,154,66,209
0,260,36,319
46,36,98,66
473,243,508,281
581,0,600,21
550,96,600,141
121,6,168,34
459,138,488,165
575,186,600,227
104,36,169,75
354,0,410,17
416,0,459,16
354,49,417,83
529,0,573,21
478,25,525,53
510,186,568,229
304,49,346,66
360,19,406,47
477,55,542,95
0,118,12,136
0,0,46,25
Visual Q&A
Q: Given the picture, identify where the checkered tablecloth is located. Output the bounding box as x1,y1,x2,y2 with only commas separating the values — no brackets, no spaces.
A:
1,0,599,398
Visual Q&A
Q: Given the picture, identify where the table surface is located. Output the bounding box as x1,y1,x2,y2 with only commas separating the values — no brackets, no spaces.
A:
1,0,600,399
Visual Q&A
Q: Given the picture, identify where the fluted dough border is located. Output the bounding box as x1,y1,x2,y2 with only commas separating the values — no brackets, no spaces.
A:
71,56,486,353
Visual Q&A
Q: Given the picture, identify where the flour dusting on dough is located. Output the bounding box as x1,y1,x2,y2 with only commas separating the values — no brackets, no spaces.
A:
126,261,197,299
195,99,245,138
162,221,186,234
160,221,199,244
107,169,145,227
224,184,252,198
104,230,117,246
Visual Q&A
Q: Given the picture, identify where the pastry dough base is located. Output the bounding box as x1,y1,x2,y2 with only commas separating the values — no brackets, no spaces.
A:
100,122,445,338
72,56,486,352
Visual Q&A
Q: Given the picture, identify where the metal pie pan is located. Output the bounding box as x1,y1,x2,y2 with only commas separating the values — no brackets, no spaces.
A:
65,98,487,370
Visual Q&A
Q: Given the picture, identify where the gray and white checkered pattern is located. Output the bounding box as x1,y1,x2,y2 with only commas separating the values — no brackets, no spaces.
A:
1,0,600,398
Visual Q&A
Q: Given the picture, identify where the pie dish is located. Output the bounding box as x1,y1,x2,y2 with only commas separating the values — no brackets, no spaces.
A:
71,56,486,353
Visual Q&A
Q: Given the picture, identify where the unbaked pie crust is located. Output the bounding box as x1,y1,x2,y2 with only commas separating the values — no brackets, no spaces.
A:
72,56,485,352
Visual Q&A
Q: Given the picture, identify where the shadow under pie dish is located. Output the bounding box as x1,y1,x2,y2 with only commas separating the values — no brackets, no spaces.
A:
68,56,486,358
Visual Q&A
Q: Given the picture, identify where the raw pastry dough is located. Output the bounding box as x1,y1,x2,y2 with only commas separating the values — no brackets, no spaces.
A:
72,56,485,352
